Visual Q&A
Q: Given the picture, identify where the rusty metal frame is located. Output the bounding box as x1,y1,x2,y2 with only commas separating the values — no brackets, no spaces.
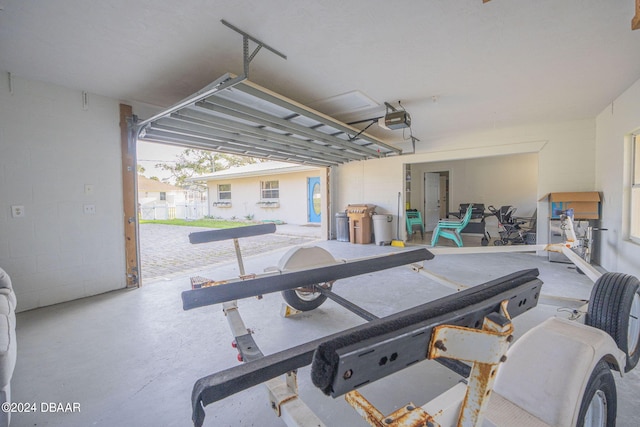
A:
342,302,515,427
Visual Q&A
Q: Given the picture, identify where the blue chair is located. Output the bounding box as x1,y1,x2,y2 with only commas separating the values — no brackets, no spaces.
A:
431,204,473,247
405,210,424,240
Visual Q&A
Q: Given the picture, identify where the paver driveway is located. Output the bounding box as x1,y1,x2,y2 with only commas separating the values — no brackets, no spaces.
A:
139,223,321,281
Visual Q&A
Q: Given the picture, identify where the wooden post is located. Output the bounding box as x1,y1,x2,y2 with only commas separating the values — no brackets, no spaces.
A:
633,0,640,30
120,104,140,288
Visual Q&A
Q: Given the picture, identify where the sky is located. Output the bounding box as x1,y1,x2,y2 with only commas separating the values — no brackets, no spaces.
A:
136,141,186,183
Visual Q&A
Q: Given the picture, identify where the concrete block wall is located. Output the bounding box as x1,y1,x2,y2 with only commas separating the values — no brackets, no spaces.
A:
0,74,126,311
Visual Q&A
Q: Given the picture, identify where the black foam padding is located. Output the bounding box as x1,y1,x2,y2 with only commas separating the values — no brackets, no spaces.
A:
310,268,540,395
191,339,321,427
189,222,276,244
182,248,434,310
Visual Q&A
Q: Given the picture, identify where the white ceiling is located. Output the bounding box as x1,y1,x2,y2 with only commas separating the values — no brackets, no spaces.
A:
1,0,640,145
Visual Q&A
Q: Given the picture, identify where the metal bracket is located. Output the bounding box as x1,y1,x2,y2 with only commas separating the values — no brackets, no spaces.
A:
267,371,299,417
345,391,436,427
220,19,287,78
430,302,513,427
344,304,515,427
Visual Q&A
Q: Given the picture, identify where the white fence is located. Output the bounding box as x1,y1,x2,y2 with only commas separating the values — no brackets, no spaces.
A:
139,202,207,220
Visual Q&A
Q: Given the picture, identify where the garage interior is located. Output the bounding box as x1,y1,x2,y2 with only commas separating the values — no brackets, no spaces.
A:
2,1,640,426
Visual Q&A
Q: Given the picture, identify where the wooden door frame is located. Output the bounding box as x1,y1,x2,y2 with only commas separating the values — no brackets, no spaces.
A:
120,104,140,287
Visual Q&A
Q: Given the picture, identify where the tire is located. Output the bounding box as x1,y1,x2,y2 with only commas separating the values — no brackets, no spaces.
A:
481,237,489,246
281,284,330,311
586,272,640,372
576,359,616,427
493,239,504,246
276,247,337,311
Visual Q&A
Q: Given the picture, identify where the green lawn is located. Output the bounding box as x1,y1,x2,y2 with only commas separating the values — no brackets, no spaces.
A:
139,218,254,229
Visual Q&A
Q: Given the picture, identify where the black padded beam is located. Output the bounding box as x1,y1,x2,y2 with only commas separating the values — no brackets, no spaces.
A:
182,248,434,310
190,268,541,426
311,269,541,396
189,223,276,244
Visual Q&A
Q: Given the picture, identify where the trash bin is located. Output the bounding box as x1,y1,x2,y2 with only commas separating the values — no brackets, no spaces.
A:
346,204,376,244
335,212,349,242
372,214,394,245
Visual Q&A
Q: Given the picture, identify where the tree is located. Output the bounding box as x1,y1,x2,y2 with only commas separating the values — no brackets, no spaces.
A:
156,149,262,187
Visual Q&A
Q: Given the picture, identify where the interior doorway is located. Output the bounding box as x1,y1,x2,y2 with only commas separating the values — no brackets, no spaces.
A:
424,171,450,231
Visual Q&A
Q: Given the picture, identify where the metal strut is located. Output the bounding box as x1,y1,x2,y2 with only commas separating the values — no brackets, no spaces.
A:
220,19,287,78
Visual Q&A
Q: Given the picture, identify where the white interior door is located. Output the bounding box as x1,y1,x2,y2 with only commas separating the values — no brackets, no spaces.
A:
424,172,441,231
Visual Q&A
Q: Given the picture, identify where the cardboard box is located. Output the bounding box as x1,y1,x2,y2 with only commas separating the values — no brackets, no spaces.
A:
541,192,601,219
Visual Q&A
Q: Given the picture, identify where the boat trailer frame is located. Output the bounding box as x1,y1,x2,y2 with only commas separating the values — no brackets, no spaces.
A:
181,223,546,427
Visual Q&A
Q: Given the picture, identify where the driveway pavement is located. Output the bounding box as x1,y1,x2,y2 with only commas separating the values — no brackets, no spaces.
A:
139,223,322,282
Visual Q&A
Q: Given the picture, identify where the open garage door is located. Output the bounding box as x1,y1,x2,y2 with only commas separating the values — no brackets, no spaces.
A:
127,73,402,285
135,73,401,167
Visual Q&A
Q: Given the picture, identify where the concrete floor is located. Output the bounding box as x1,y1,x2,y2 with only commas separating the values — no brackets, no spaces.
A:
12,238,640,426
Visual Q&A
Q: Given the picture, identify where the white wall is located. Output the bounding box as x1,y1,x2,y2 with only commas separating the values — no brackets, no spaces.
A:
595,76,640,278
207,169,325,225
336,119,596,243
0,75,126,311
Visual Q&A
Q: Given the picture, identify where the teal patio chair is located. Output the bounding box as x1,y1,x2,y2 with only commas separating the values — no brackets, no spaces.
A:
405,210,424,240
430,204,473,247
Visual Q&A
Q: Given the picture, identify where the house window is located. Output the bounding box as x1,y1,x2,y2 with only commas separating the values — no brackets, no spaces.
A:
160,192,166,201
631,135,640,242
261,180,279,200
218,184,231,200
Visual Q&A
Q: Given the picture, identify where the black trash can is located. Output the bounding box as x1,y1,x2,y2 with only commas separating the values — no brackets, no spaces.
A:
335,212,349,242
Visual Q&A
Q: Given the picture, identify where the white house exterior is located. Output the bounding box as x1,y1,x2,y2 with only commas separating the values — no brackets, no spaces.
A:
194,161,326,227
137,175,206,220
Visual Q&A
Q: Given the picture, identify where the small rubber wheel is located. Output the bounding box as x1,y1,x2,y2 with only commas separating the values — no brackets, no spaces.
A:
586,272,640,372
481,237,489,246
576,359,616,427
281,283,331,311
276,246,337,312
493,239,504,246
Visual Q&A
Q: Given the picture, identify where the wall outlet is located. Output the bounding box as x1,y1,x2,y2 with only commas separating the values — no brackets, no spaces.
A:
11,205,25,218
83,204,96,215
84,184,94,195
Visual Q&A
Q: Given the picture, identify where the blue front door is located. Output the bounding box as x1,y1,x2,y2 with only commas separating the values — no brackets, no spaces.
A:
307,177,321,223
